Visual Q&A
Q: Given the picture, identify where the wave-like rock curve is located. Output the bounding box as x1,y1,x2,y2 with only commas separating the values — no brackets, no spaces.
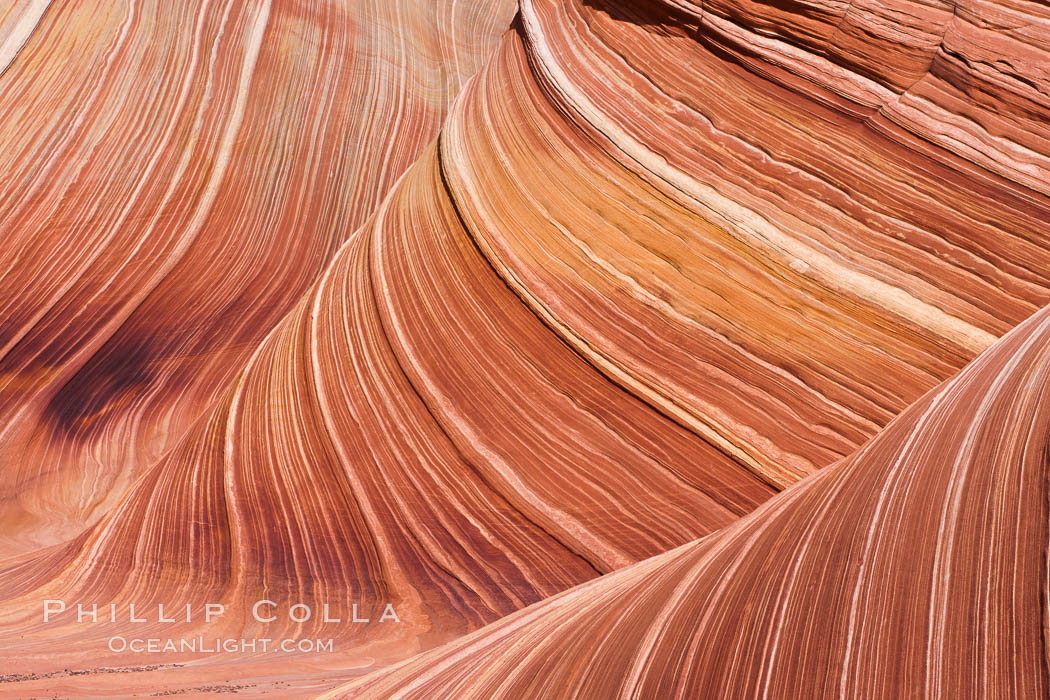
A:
0,0,516,554
332,298,1050,699
1,0,1048,696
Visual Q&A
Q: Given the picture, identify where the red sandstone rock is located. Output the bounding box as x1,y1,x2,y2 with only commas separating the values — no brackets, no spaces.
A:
334,298,1050,699
1,0,1048,696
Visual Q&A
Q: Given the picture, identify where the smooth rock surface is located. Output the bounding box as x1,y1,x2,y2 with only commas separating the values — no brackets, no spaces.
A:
1,0,1048,696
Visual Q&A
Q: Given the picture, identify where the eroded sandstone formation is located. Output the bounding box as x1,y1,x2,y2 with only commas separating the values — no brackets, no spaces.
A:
0,0,1047,696
0,0,516,554
333,297,1050,699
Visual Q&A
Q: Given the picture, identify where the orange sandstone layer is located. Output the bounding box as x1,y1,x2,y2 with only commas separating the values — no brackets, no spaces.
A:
0,0,1048,696
332,299,1050,699
0,0,516,554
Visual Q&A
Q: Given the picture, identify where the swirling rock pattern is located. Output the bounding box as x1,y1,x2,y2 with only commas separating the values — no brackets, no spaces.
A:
1,0,1048,696
0,0,516,554
335,293,1050,700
